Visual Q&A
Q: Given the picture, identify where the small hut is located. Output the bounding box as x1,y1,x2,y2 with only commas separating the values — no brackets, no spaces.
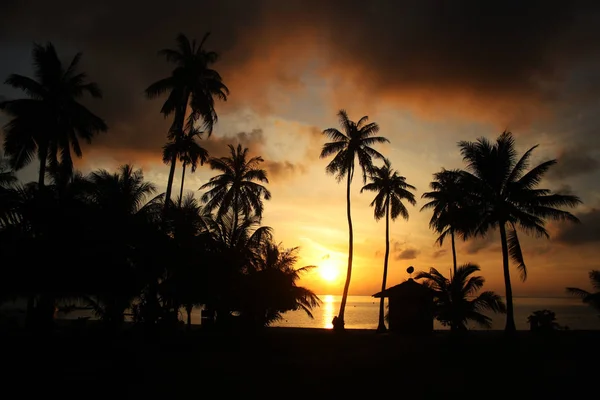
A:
372,278,434,334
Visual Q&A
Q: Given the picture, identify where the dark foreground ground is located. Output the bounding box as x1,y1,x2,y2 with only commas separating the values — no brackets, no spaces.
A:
3,326,599,398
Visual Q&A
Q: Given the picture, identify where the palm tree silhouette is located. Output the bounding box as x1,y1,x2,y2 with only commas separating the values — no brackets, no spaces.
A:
421,169,472,274
145,33,228,210
241,242,321,327
1,43,107,188
162,123,209,207
458,131,581,332
416,263,506,330
0,152,16,189
320,109,389,331
86,164,162,327
361,159,416,332
566,270,600,315
200,144,271,235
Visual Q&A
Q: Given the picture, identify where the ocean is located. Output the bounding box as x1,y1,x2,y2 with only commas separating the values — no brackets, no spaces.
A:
188,295,600,330
43,295,600,330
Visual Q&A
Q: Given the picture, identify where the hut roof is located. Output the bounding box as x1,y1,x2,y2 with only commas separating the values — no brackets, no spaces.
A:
372,278,434,298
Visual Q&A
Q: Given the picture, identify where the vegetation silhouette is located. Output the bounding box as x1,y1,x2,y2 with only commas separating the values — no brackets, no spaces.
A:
320,110,388,331
0,42,107,188
416,263,506,331
200,144,271,237
456,131,581,332
527,309,564,332
145,32,228,212
421,169,473,274
566,270,600,315
162,122,209,207
0,39,595,340
361,158,416,332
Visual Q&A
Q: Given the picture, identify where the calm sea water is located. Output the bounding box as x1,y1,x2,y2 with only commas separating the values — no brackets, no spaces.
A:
182,295,600,330
44,295,600,330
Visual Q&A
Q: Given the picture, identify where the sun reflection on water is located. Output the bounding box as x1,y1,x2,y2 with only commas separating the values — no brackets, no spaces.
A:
322,295,335,329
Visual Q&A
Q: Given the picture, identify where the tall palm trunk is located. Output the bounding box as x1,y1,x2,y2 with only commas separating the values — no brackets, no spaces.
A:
25,143,49,329
377,199,390,333
37,143,48,188
164,96,188,213
164,153,177,208
499,222,516,332
335,171,353,331
450,228,457,275
178,163,187,208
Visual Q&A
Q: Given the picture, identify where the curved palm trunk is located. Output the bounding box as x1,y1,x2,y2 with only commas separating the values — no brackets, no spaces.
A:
335,172,353,331
377,200,390,333
178,163,187,208
450,228,457,275
499,222,516,332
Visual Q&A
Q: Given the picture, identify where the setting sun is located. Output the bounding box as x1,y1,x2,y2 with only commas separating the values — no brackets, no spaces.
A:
319,259,339,282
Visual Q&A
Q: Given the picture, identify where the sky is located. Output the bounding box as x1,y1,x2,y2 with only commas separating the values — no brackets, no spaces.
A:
1,0,600,297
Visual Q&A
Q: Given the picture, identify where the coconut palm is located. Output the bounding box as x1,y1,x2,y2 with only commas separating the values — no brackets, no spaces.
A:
320,109,389,330
421,169,473,274
458,131,581,332
145,33,228,210
162,124,209,207
240,242,321,327
416,263,506,330
566,270,600,315
1,42,107,188
85,164,162,327
0,152,16,189
361,159,416,332
200,144,271,234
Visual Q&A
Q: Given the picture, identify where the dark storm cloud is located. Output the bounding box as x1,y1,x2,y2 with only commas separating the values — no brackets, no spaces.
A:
547,147,600,180
1,0,600,155
555,208,600,245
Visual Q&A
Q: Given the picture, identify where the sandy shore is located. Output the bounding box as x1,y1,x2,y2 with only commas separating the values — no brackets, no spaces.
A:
3,326,599,397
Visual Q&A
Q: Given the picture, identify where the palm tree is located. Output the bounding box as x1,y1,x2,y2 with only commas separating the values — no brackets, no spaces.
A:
361,159,416,332
162,124,209,207
241,242,321,327
415,263,506,330
421,169,472,274
0,152,16,189
320,109,389,331
86,164,162,327
566,270,600,315
1,42,107,188
145,33,228,210
200,144,271,235
200,210,273,325
458,131,581,332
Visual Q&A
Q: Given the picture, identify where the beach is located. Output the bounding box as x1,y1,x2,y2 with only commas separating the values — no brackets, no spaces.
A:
3,326,599,398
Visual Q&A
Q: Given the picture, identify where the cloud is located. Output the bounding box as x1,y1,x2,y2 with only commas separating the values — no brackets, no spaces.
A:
554,208,600,245
432,249,448,259
547,147,600,180
396,248,419,260
464,234,496,254
2,0,600,142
